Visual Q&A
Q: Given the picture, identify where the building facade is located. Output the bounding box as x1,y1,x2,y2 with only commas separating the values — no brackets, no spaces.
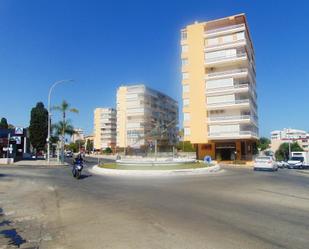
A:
93,108,117,150
271,128,309,152
181,14,258,160
116,84,178,150
71,128,84,143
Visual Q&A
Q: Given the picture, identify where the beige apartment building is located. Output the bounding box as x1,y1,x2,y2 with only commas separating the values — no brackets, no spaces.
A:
271,128,309,152
116,84,178,150
93,108,117,150
181,14,258,160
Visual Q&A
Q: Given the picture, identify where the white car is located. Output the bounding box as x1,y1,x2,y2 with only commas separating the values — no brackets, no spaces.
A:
254,156,278,171
276,161,289,168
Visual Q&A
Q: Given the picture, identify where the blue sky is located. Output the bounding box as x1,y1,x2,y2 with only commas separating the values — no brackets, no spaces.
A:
0,0,308,137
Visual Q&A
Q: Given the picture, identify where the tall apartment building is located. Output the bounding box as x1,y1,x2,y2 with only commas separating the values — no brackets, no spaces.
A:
93,108,117,150
271,128,309,152
116,84,178,149
181,14,258,160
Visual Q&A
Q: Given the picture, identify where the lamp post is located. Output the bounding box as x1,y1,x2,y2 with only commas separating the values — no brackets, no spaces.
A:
47,79,73,163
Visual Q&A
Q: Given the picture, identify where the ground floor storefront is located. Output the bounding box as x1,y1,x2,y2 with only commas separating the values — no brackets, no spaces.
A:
195,139,257,161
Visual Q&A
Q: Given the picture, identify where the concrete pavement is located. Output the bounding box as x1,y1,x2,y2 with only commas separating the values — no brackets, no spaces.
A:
0,163,309,249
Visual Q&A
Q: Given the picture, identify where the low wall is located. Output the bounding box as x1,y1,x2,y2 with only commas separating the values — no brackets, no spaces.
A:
0,158,14,164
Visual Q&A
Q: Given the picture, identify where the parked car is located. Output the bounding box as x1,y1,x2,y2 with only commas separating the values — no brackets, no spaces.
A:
66,151,73,157
254,156,278,171
287,152,309,169
22,153,36,160
277,161,289,168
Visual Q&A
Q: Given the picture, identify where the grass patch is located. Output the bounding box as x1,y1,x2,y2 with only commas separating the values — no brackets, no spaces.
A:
98,162,214,171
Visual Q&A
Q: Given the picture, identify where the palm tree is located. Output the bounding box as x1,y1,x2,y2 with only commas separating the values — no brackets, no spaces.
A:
52,100,78,162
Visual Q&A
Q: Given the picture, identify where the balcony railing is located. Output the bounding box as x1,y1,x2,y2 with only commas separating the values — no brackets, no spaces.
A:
205,24,245,34
205,38,245,49
208,130,258,137
207,99,250,107
208,115,253,122
206,83,249,93
205,52,247,64
206,68,248,78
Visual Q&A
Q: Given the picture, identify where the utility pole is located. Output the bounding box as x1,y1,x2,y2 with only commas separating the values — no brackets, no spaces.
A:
7,133,10,160
288,139,291,159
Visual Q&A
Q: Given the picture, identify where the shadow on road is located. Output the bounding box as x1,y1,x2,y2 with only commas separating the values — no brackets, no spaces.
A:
79,174,93,180
0,208,27,247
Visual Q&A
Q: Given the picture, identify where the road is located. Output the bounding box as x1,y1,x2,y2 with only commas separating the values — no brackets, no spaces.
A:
0,160,309,249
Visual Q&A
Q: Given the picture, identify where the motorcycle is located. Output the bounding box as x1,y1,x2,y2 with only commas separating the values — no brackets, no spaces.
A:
72,160,83,179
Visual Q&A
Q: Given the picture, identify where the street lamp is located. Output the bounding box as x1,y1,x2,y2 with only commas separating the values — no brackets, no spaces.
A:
47,79,74,163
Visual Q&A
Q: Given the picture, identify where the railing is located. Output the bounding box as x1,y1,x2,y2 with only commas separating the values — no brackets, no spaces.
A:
208,115,259,124
205,38,245,48
207,68,248,78
207,99,250,107
208,130,258,137
205,52,247,63
205,24,245,34
206,83,249,93
208,115,251,122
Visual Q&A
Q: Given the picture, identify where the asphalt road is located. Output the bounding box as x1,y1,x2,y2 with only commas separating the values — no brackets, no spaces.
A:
0,160,309,249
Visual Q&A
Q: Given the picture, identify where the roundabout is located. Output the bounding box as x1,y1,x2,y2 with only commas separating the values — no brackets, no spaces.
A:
90,161,220,177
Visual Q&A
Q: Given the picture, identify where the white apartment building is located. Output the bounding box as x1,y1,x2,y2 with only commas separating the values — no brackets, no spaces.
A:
271,128,309,152
116,84,178,149
93,108,117,150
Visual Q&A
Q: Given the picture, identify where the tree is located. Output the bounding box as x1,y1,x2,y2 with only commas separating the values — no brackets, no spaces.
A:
52,120,75,138
29,102,48,151
176,141,195,152
275,142,304,161
257,137,271,151
103,147,112,154
0,117,8,129
86,139,93,152
52,100,78,161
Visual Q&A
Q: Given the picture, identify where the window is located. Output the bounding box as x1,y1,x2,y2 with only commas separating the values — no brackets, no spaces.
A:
183,98,189,107
182,58,188,66
236,32,245,40
182,45,188,53
182,72,189,80
181,30,187,40
207,38,219,46
184,127,191,136
206,78,233,89
183,84,189,93
184,113,190,121
222,35,233,43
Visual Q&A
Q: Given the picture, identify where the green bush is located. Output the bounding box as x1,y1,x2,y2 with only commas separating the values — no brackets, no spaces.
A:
176,141,195,152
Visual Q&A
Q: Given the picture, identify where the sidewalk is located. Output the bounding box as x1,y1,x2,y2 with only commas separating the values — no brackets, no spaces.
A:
0,159,69,167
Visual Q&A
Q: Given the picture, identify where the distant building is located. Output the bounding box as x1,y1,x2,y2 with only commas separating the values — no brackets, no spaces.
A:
271,128,309,152
71,128,84,143
116,84,178,149
181,13,258,160
94,108,117,150
0,127,30,162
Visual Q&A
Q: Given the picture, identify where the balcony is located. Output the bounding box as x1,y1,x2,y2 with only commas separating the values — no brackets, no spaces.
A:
206,68,249,80
208,130,258,140
205,38,246,52
205,24,245,36
205,52,247,67
206,83,250,96
207,99,250,110
207,115,258,125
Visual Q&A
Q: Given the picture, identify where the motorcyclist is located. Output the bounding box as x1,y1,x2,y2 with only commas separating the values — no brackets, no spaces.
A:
74,153,84,165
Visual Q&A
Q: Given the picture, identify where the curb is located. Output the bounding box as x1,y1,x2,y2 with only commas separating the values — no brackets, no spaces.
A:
90,165,221,177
